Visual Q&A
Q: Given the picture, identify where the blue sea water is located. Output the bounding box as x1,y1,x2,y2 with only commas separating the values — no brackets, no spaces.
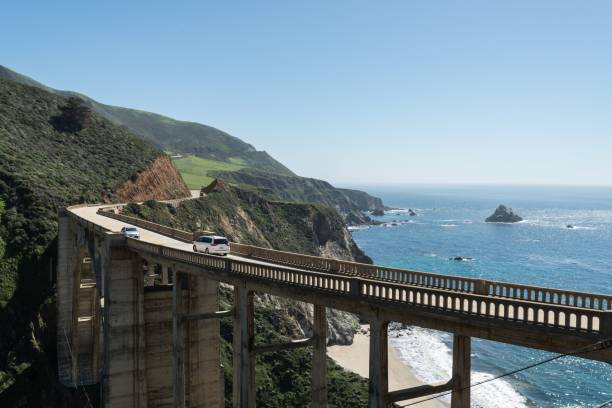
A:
347,185,612,408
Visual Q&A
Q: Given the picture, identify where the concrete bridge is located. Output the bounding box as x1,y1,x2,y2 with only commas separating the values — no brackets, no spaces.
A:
57,204,612,408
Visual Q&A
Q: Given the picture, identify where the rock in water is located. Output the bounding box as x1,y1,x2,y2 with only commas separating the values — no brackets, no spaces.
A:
485,205,523,223
372,208,385,216
408,209,417,216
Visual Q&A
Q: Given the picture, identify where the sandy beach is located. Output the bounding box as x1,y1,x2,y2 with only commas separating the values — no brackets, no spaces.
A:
328,325,447,408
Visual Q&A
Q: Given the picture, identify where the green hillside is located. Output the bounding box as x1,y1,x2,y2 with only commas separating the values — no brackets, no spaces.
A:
0,77,177,406
0,65,294,177
173,155,246,188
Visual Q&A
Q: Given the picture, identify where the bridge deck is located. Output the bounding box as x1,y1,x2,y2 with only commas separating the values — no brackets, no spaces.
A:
68,205,612,363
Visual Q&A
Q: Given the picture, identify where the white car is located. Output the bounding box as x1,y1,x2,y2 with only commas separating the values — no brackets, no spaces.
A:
193,235,230,256
121,226,140,239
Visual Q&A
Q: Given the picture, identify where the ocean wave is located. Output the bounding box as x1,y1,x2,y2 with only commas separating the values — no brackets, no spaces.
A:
440,224,459,228
522,219,598,230
566,225,597,230
389,326,528,408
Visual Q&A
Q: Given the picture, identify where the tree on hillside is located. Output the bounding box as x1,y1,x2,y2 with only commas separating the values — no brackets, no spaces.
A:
51,96,92,132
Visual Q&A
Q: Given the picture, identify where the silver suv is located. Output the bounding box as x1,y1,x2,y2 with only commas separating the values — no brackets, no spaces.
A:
193,235,230,256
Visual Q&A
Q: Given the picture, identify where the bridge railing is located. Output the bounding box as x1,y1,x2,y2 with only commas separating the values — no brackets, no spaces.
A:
94,208,612,312
125,239,612,336
230,243,612,312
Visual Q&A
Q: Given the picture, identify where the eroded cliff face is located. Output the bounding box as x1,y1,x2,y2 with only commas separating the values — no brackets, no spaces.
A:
124,181,370,345
113,155,190,202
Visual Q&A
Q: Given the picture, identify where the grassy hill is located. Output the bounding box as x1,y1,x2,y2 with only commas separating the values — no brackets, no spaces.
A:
0,77,188,406
0,65,293,177
173,155,247,188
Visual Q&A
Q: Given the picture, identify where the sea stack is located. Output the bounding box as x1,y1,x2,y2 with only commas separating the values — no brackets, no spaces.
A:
485,205,523,223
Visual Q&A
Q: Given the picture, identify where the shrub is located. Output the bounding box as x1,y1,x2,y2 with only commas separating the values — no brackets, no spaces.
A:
50,97,92,132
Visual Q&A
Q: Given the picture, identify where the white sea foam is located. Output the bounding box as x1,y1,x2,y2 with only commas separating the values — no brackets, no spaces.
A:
567,225,596,230
385,208,416,214
389,326,528,408
440,224,459,228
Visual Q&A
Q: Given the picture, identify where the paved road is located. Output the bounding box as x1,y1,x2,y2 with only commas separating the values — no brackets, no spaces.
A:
70,205,296,268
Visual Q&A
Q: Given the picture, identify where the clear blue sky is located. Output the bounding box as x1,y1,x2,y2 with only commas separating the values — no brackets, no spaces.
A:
2,1,611,185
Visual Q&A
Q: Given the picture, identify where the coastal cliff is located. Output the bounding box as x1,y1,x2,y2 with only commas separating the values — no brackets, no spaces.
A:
113,155,190,202
210,168,385,214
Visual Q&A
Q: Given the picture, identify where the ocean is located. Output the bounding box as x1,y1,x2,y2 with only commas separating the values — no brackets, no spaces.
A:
347,184,612,407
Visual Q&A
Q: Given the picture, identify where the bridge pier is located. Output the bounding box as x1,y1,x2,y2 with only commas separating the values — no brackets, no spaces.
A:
233,284,256,408
451,335,471,408
57,211,101,387
101,234,148,408
368,320,389,408
57,211,79,386
172,272,186,408
312,304,328,408
172,271,223,408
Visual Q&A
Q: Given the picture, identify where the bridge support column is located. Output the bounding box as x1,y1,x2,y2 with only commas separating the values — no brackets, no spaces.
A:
368,320,389,408
187,274,222,408
173,272,186,408
451,334,471,408
57,210,78,386
312,304,327,408
102,235,147,408
57,211,101,386
233,285,255,408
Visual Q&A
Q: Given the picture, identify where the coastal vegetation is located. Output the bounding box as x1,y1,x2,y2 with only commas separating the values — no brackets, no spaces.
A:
0,77,187,406
0,65,293,178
